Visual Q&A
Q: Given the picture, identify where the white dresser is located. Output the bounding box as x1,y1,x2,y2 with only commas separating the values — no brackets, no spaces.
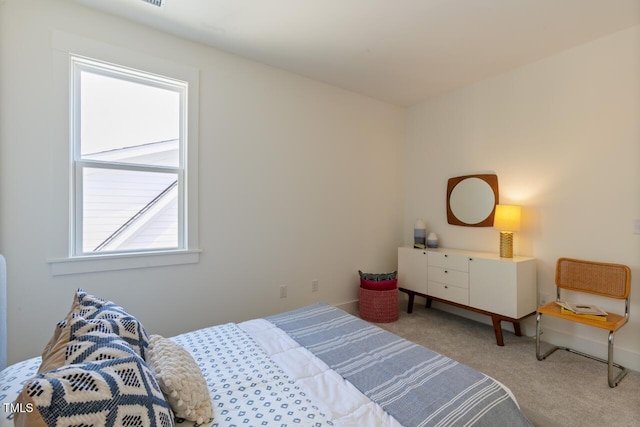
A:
398,247,537,346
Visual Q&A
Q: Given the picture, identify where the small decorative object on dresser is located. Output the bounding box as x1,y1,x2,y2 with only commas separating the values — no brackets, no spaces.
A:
414,219,426,249
426,232,439,248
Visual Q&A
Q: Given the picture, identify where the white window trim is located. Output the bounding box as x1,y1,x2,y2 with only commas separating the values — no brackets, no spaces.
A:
71,55,187,255
48,31,200,275
48,250,202,276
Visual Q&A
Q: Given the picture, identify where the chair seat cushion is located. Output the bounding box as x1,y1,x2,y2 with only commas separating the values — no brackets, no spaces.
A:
537,301,627,331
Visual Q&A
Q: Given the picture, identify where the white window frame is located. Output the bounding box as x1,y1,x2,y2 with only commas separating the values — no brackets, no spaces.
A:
48,32,200,275
71,56,187,256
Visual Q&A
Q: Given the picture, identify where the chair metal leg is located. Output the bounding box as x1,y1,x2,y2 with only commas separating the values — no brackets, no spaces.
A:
608,331,627,388
536,312,560,360
536,313,627,387
535,313,543,359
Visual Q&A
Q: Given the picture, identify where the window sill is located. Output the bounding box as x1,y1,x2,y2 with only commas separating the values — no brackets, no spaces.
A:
48,249,201,276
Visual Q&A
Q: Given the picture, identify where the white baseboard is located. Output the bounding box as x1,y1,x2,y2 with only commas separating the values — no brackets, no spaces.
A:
397,293,640,372
335,299,359,315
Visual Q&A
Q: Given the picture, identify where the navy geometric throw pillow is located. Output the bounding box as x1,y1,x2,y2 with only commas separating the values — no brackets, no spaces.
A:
22,357,174,426
16,332,174,427
73,289,151,361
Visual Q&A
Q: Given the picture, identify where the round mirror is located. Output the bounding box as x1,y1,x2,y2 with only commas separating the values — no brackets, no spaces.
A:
447,174,499,227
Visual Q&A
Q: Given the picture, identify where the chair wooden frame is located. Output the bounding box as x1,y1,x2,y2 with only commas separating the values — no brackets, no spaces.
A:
536,257,631,387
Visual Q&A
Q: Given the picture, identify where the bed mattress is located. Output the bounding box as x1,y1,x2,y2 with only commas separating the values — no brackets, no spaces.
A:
1,303,532,426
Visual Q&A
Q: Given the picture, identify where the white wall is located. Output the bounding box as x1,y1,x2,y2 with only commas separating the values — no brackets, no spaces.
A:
405,25,640,370
0,0,405,363
2,0,638,372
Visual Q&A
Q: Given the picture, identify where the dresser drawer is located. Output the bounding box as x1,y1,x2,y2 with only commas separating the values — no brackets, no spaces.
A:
428,252,469,272
428,266,469,289
428,281,469,305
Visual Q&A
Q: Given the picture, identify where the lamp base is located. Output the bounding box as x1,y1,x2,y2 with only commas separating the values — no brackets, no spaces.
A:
499,231,514,258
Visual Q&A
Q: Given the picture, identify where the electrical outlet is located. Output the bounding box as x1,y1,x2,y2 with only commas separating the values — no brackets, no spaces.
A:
311,280,319,292
279,285,287,298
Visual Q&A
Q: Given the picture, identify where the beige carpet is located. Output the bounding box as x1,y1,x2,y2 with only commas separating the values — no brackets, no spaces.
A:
371,304,640,427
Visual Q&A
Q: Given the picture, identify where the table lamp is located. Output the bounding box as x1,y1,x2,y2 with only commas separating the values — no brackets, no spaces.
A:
493,204,521,258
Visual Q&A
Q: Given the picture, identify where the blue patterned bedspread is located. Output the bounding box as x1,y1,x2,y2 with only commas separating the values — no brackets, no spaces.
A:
267,303,532,427
172,322,333,426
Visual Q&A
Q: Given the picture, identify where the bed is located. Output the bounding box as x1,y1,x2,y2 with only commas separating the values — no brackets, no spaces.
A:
0,291,532,426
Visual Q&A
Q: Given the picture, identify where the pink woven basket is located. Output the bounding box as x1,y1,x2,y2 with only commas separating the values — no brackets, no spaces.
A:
359,287,398,323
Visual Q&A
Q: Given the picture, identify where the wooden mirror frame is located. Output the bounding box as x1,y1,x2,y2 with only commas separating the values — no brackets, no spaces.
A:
446,174,499,227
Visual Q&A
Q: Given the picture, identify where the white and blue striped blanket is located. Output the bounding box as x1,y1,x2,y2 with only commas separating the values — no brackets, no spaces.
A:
267,303,532,427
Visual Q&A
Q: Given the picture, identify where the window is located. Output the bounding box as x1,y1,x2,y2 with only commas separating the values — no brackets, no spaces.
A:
71,56,187,256
48,33,199,275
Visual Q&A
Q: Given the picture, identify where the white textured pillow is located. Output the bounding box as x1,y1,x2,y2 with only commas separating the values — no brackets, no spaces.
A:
147,334,214,425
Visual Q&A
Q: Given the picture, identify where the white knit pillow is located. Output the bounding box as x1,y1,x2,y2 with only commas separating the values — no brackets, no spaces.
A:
147,334,213,425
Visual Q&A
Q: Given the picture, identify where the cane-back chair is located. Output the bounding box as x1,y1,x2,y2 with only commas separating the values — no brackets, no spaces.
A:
536,257,631,387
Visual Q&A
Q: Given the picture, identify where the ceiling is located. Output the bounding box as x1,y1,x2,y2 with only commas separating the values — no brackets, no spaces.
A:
71,0,640,107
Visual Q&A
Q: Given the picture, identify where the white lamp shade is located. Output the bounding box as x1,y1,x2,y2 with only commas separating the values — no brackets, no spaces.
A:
493,205,521,232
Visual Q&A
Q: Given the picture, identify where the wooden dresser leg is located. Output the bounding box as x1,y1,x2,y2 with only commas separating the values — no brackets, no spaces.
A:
491,316,505,346
513,321,522,337
407,293,415,314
